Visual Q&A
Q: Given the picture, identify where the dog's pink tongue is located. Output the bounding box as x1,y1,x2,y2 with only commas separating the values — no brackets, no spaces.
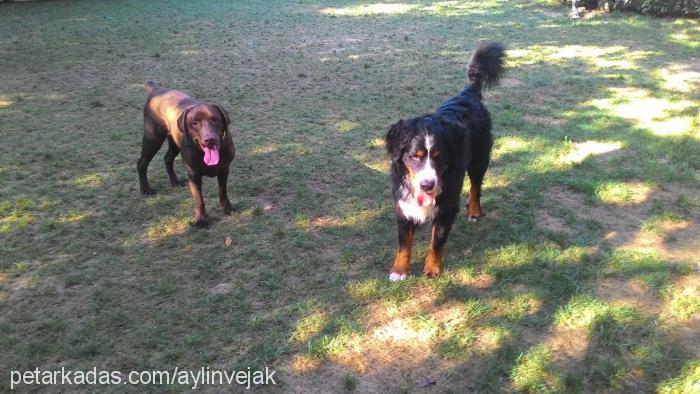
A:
417,191,434,207
203,147,219,166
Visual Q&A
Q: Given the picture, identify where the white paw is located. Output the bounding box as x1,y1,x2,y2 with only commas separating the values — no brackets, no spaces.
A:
389,272,407,281
468,216,478,222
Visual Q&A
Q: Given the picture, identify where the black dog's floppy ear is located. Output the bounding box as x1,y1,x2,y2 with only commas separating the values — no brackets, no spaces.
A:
177,106,194,135
213,103,231,133
385,119,410,162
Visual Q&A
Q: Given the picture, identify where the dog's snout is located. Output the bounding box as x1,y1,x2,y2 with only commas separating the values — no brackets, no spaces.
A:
420,179,436,191
204,136,218,146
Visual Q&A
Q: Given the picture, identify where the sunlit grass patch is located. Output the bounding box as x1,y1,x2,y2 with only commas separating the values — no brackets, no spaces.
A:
319,0,495,17
145,215,191,240
333,119,359,132
554,294,610,328
72,173,105,188
320,3,418,16
558,140,623,164
439,328,478,359
510,344,562,393
661,282,700,321
594,181,652,205
56,211,92,224
491,293,543,322
296,208,384,230
657,359,700,393
491,135,539,160
590,87,697,137
603,250,693,278
0,197,35,233
347,277,418,304
290,312,330,344
641,211,687,234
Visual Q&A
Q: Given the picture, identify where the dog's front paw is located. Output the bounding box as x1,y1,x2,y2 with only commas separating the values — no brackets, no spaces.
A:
141,187,157,196
222,201,235,215
194,216,209,229
468,212,485,222
423,268,440,278
389,272,407,281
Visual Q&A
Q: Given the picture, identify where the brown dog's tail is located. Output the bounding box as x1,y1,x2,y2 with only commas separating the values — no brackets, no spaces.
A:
145,80,159,93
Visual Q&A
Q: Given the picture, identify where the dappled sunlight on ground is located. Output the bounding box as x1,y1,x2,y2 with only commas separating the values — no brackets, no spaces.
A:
144,215,191,241
543,184,700,263
333,119,359,132
72,173,106,188
508,44,656,72
596,181,652,205
319,1,491,17
351,151,390,175
56,210,93,224
491,135,537,161
559,140,623,164
295,208,383,230
660,63,700,93
668,20,700,48
620,219,699,262
320,3,418,16
590,87,697,137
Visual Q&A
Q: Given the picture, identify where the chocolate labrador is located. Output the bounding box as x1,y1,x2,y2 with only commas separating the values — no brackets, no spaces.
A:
137,81,235,228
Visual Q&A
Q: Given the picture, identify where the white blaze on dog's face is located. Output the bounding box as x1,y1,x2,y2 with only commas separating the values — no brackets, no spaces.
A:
402,134,448,204
397,130,451,224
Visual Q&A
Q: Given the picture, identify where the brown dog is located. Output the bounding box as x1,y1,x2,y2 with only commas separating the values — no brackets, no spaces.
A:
137,81,235,228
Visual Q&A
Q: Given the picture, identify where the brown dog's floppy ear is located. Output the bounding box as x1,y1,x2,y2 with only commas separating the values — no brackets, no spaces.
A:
213,104,231,134
177,106,194,135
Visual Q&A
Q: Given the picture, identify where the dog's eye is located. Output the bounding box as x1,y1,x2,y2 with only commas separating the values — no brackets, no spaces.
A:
413,151,425,159
192,121,199,127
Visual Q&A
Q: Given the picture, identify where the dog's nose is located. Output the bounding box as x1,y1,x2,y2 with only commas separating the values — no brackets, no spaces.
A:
204,136,218,146
420,179,436,191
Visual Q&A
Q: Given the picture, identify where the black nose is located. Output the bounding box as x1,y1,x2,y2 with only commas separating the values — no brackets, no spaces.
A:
420,179,436,191
204,137,218,146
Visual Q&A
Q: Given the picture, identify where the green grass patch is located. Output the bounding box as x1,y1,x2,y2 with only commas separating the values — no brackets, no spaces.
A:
1,0,698,392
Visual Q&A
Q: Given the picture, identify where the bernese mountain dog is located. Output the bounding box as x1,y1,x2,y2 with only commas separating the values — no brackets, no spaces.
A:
385,41,506,281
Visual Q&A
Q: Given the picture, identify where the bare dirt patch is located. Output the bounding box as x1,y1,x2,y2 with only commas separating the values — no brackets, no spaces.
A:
543,184,700,263
596,278,661,313
524,114,565,127
545,326,590,369
500,77,524,87
536,210,571,234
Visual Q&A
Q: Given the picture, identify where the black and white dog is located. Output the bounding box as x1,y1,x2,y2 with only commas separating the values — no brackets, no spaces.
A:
385,42,505,281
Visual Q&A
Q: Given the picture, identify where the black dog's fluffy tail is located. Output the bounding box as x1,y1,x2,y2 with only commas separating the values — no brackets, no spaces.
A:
467,41,506,93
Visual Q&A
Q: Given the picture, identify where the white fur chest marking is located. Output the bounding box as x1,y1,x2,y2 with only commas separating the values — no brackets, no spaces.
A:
398,197,435,224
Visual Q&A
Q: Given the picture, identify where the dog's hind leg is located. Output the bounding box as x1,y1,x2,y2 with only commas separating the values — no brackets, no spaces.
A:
467,165,486,221
389,219,415,281
164,137,186,187
137,120,166,195
466,137,493,221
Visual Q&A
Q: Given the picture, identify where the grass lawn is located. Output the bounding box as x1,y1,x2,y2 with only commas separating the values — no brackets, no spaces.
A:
1,0,699,392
